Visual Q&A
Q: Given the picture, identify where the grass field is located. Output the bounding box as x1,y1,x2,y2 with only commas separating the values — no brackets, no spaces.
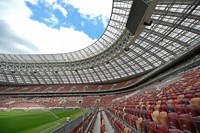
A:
0,109,87,133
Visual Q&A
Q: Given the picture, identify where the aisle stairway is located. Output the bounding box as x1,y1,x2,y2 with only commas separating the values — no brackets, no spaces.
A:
102,111,115,133
92,111,115,133
92,112,100,133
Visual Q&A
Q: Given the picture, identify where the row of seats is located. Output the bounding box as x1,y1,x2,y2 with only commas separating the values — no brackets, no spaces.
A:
104,109,134,133
100,112,106,133
107,107,188,133
113,68,200,113
118,100,200,119
0,77,140,93
0,95,124,109
70,111,96,133
86,112,97,133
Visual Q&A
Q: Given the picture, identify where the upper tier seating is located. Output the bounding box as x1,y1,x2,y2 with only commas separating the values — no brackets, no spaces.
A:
0,77,140,93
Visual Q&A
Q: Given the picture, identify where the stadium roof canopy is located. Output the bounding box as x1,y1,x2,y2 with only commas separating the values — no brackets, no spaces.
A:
0,0,199,85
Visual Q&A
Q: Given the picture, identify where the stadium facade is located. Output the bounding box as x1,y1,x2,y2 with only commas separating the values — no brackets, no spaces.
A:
0,0,199,85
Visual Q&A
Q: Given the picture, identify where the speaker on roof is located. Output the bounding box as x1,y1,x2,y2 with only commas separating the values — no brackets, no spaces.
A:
126,0,148,34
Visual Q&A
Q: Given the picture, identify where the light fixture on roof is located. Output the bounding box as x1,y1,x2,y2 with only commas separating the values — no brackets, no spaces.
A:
11,71,15,74
55,71,58,73
144,19,153,26
124,47,130,52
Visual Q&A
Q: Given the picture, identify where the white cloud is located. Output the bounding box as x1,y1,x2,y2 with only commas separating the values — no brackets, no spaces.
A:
15,44,34,53
63,0,112,18
41,0,57,6
0,0,96,54
63,0,112,25
18,20,95,54
53,3,68,17
81,21,85,27
0,0,32,20
25,0,38,5
44,14,59,27
101,16,109,28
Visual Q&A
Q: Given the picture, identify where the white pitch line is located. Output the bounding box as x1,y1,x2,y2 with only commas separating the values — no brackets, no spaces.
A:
40,122,61,133
48,110,59,119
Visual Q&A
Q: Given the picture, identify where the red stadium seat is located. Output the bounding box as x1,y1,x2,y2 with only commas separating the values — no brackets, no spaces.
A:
174,104,186,115
146,121,157,133
141,119,151,133
194,92,200,97
185,93,194,99
127,114,134,126
177,114,196,133
180,98,190,105
167,112,180,129
168,129,184,133
160,104,167,112
166,104,175,113
185,105,200,117
141,110,147,119
155,124,168,133
173,99,181,105
193,116,200,133
146,110,153,120
154,129,164,133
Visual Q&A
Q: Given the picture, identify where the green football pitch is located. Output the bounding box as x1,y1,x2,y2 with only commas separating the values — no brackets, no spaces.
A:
0,109,87,133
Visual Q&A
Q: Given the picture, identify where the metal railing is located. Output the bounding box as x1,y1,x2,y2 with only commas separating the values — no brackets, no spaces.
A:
53,111,91,133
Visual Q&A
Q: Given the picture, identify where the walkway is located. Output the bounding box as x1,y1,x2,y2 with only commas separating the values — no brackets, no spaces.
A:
102,111,115,133
92,112,100,133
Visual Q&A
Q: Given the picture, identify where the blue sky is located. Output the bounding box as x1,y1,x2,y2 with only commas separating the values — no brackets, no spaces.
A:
26,0,106,39
0,0,112,54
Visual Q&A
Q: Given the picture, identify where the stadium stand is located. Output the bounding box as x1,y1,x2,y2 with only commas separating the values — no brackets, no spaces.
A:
0,0,200,132
0,77,140,93
1,64,200,132
103,66,200,133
